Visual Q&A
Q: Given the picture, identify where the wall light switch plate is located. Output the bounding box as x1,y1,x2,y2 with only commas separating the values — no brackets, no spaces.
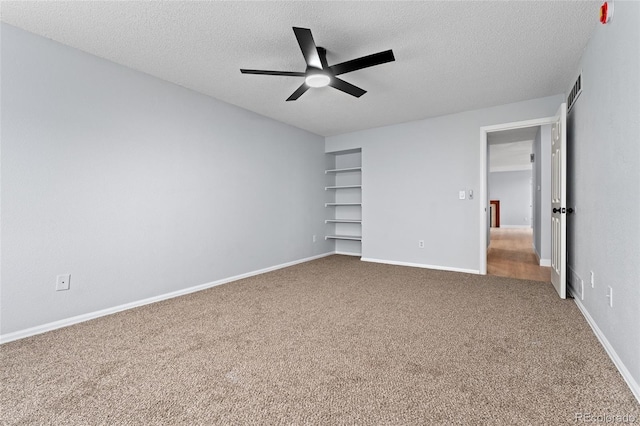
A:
459,190,466,200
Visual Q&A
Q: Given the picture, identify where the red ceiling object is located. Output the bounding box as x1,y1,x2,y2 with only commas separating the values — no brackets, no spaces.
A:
600,2,613,24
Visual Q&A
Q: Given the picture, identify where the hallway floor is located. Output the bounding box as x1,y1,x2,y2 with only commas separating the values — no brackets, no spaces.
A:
487,228,551,282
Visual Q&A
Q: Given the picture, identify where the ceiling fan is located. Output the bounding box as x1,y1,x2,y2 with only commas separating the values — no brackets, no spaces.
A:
240,27,395,101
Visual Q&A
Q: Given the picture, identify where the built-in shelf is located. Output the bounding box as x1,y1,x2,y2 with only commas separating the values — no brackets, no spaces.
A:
325,185,362,190
325,167,362,174
325,149,362,257
325,235,362,241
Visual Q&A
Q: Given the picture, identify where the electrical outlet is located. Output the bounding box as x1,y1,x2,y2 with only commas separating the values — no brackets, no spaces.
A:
56,274,71,291
312,235,317,243
606,286,613,307
418,240,425,249
590,271,595,288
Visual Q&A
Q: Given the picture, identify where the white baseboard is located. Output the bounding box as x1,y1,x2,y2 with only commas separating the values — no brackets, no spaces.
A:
334,251,362,257
361,257,480,275
533,248,551,267
573,298,640,403
500,225,532,229
0,252,334,344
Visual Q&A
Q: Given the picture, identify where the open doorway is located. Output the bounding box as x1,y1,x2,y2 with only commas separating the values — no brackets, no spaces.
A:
479,117,556,282
486,127,549,281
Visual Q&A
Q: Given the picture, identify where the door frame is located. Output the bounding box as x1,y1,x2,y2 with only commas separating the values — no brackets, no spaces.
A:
489,200,500,227
479,116,556,275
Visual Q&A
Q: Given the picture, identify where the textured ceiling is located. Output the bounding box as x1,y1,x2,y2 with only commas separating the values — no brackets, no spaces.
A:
0,1,598,136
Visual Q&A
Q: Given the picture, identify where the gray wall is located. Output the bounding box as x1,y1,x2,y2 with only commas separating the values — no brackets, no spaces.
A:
488,170,532,227
532,125,551,262
0,24,330,335
326,95,562,271
566,2,640,394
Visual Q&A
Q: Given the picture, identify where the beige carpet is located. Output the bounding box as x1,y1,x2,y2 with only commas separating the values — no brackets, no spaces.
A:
1,255,638,425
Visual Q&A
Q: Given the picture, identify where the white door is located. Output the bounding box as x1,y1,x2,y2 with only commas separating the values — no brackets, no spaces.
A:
551,103,567,298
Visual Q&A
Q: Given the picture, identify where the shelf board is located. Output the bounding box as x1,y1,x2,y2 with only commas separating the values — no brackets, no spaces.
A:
325,203,362,207
325,185,362,190
325,235,362,241
326,148,362,155
325,167,362,174
325,219,362,223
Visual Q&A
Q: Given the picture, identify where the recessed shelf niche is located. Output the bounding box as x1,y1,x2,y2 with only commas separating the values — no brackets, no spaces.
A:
325,148,362,256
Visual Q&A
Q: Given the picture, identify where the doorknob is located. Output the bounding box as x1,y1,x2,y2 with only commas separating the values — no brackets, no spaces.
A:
553,208,561,213
567,208,574,214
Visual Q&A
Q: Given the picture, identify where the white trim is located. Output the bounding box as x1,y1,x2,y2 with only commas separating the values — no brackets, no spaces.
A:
490,165,533,173
573,298,640,403
534,245,541,263
533,246,552,267
361,257,479,275
499,225,531,229
334,251,362,257
480,128,488,274
0,252,334,344
480,115,556,275
536,250,551,266
481,116,556,134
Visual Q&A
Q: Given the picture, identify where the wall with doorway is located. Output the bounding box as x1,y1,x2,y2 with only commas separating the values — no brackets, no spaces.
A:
326,94,562,272
532,125,551,264
489,171,532,227
566,1,640,399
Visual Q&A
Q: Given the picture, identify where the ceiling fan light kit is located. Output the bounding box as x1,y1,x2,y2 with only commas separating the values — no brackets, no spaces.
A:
240,27,394,101
305,72,330,88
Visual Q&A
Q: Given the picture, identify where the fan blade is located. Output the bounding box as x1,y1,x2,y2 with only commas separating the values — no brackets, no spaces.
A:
293,27,322,69
286,83,310,101
329,77,366,98
317,47,329,70
240,69,305,77
329,50,395,76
